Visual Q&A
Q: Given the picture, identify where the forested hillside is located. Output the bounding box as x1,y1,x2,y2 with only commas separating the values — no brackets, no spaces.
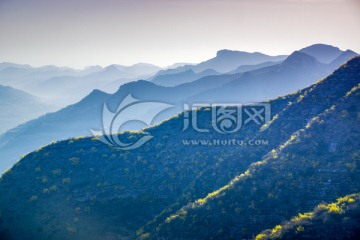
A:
0,57,359,240
256,193,360,240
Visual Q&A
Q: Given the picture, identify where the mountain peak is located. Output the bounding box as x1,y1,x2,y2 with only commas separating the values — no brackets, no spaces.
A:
343,49,358,55
104,64,124,70
80,89,108,103
216,49,246,57
330,49,359,66
195,49,287,73
300,43,343,63
131,63,158,68
283,51,319,66
301,43,340,51
89,88,106,95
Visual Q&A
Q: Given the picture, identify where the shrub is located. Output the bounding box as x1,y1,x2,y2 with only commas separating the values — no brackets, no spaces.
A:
52,169,62,176
29,195,38,202
62,178,71,184
69,157,80,165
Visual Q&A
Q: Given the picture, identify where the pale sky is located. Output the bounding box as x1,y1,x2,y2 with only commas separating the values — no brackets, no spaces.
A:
0,0,359,68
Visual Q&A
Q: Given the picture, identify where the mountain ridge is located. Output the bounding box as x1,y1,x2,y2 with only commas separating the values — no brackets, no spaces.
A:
0,57,359,240
142,57,360,239
0,48,357,174
299,43,344,63
0,85,53,134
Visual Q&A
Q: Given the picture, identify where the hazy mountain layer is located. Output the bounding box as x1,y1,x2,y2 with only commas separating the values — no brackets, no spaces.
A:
151,69,219,87
0,57,359,240
189,50,358,103
0,85,53,134
143,57,360,239
0,63,161,107
299,43,344,63
0,47,357,174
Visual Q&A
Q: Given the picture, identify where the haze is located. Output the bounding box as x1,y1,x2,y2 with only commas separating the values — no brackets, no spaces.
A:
0,0,359,68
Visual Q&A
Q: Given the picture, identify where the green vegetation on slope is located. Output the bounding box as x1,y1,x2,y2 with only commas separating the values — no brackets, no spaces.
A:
145,58,360,239
256,193,360,240
0,57,359,240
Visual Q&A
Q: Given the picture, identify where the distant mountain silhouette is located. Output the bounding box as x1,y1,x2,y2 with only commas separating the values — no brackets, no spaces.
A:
282,51,320,66
80,65,103,75
164,62,190,69
229,60,283,74
150,50,287,81
1,44,354,108
148,50,287,86
0,57,359,239
194,50,287,73
0,62,31,70
0,89,110,173
0,62,161,107
151,69,219,87
33,63,161,105
0,46,356,174
152,60,287,87
142,57,360,239
329,49,358,66
149,65,194,79
0,73,242,173
0,64,79,88
299,43,344,63
0,85,53,134
188,50,357,103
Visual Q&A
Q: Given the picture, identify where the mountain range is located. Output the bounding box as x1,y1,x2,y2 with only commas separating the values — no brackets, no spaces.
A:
0,44,357,174
0,85,53,134
143,57,360,239
190,49,288,73
299,43,346,63
0,55,359,239
148,50,288,87
149,43,356,88
0,62,162,107
189,49,358,103
151,69,219,87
